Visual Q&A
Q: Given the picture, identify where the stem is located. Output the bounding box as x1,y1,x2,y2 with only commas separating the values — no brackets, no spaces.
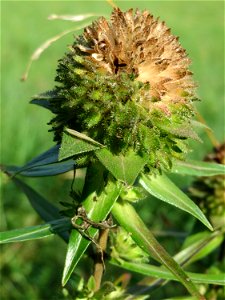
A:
93,228,109,291
112,200,205,300
106,0,118,9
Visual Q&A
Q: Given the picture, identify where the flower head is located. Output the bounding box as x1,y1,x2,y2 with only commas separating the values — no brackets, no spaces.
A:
49,8,198,170
82,8,195,108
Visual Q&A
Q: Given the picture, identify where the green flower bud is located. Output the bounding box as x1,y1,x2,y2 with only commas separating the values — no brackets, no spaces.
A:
110,227,149,263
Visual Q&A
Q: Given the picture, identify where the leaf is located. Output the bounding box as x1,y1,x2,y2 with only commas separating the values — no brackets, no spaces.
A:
62,178,122,286
5,160,75,177
3,145,60,176
139,173,213,231
171,159,225,176
110,260,225,286
96,148,148,185
59,130,102,161
11,177,69,242
112,200,203,299
175,231,224,265
12,178,60,220
2,144,75,177
0,219,71,244
143,229,224,292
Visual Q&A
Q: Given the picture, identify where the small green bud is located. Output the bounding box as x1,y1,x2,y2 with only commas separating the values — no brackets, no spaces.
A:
110,227,149,263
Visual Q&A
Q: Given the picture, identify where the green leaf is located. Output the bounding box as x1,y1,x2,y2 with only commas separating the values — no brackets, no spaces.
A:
0,218,71,243
4,159,76,177
110,260,225,286
139,173,213,231
175,231,224,265
19,145,60,169
2,144,76,177
171,159,225,176
62,178,122,286
59,130,102,161
112,200,203,299
1,145,66,176
144,229,224,293
5,160,75,177
96,148,148,185
12,177,60,221
11,177,69,242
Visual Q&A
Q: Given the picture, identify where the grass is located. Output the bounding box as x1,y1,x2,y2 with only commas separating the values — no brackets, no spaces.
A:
1,1,224,299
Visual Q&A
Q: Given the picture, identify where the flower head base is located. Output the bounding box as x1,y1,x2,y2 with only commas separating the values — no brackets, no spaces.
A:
49,8,198,170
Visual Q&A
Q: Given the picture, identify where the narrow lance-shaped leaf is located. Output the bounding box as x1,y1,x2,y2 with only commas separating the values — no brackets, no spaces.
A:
112,200,205,300
5,160,75,177
0,219,71,244
110,229,224,289
62,177,122,286
139,173,213,231
175,230,224,265
2,143,76,177
142,228,224,291
110,260,225,286
2,145,60,175
171,159,225,176
10,177,69,242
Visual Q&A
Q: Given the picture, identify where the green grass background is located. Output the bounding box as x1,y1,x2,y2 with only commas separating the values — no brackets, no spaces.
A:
1,1,224,299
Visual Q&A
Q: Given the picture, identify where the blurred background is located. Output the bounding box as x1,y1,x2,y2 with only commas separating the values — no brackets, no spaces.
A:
1,1,224,299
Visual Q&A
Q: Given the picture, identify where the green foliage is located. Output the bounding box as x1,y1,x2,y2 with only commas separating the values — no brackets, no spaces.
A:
139,173,213,231
171,159,225,177
0,219,71,243
62,175,122,286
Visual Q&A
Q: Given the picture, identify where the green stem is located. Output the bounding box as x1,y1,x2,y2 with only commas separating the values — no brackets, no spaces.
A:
112,200,205,300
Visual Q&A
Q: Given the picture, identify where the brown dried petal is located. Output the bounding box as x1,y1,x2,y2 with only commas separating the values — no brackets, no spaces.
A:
78,8,196,107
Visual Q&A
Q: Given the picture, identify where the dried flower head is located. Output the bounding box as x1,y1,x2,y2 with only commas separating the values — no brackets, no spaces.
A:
82,8,195,108
48,8,198,170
